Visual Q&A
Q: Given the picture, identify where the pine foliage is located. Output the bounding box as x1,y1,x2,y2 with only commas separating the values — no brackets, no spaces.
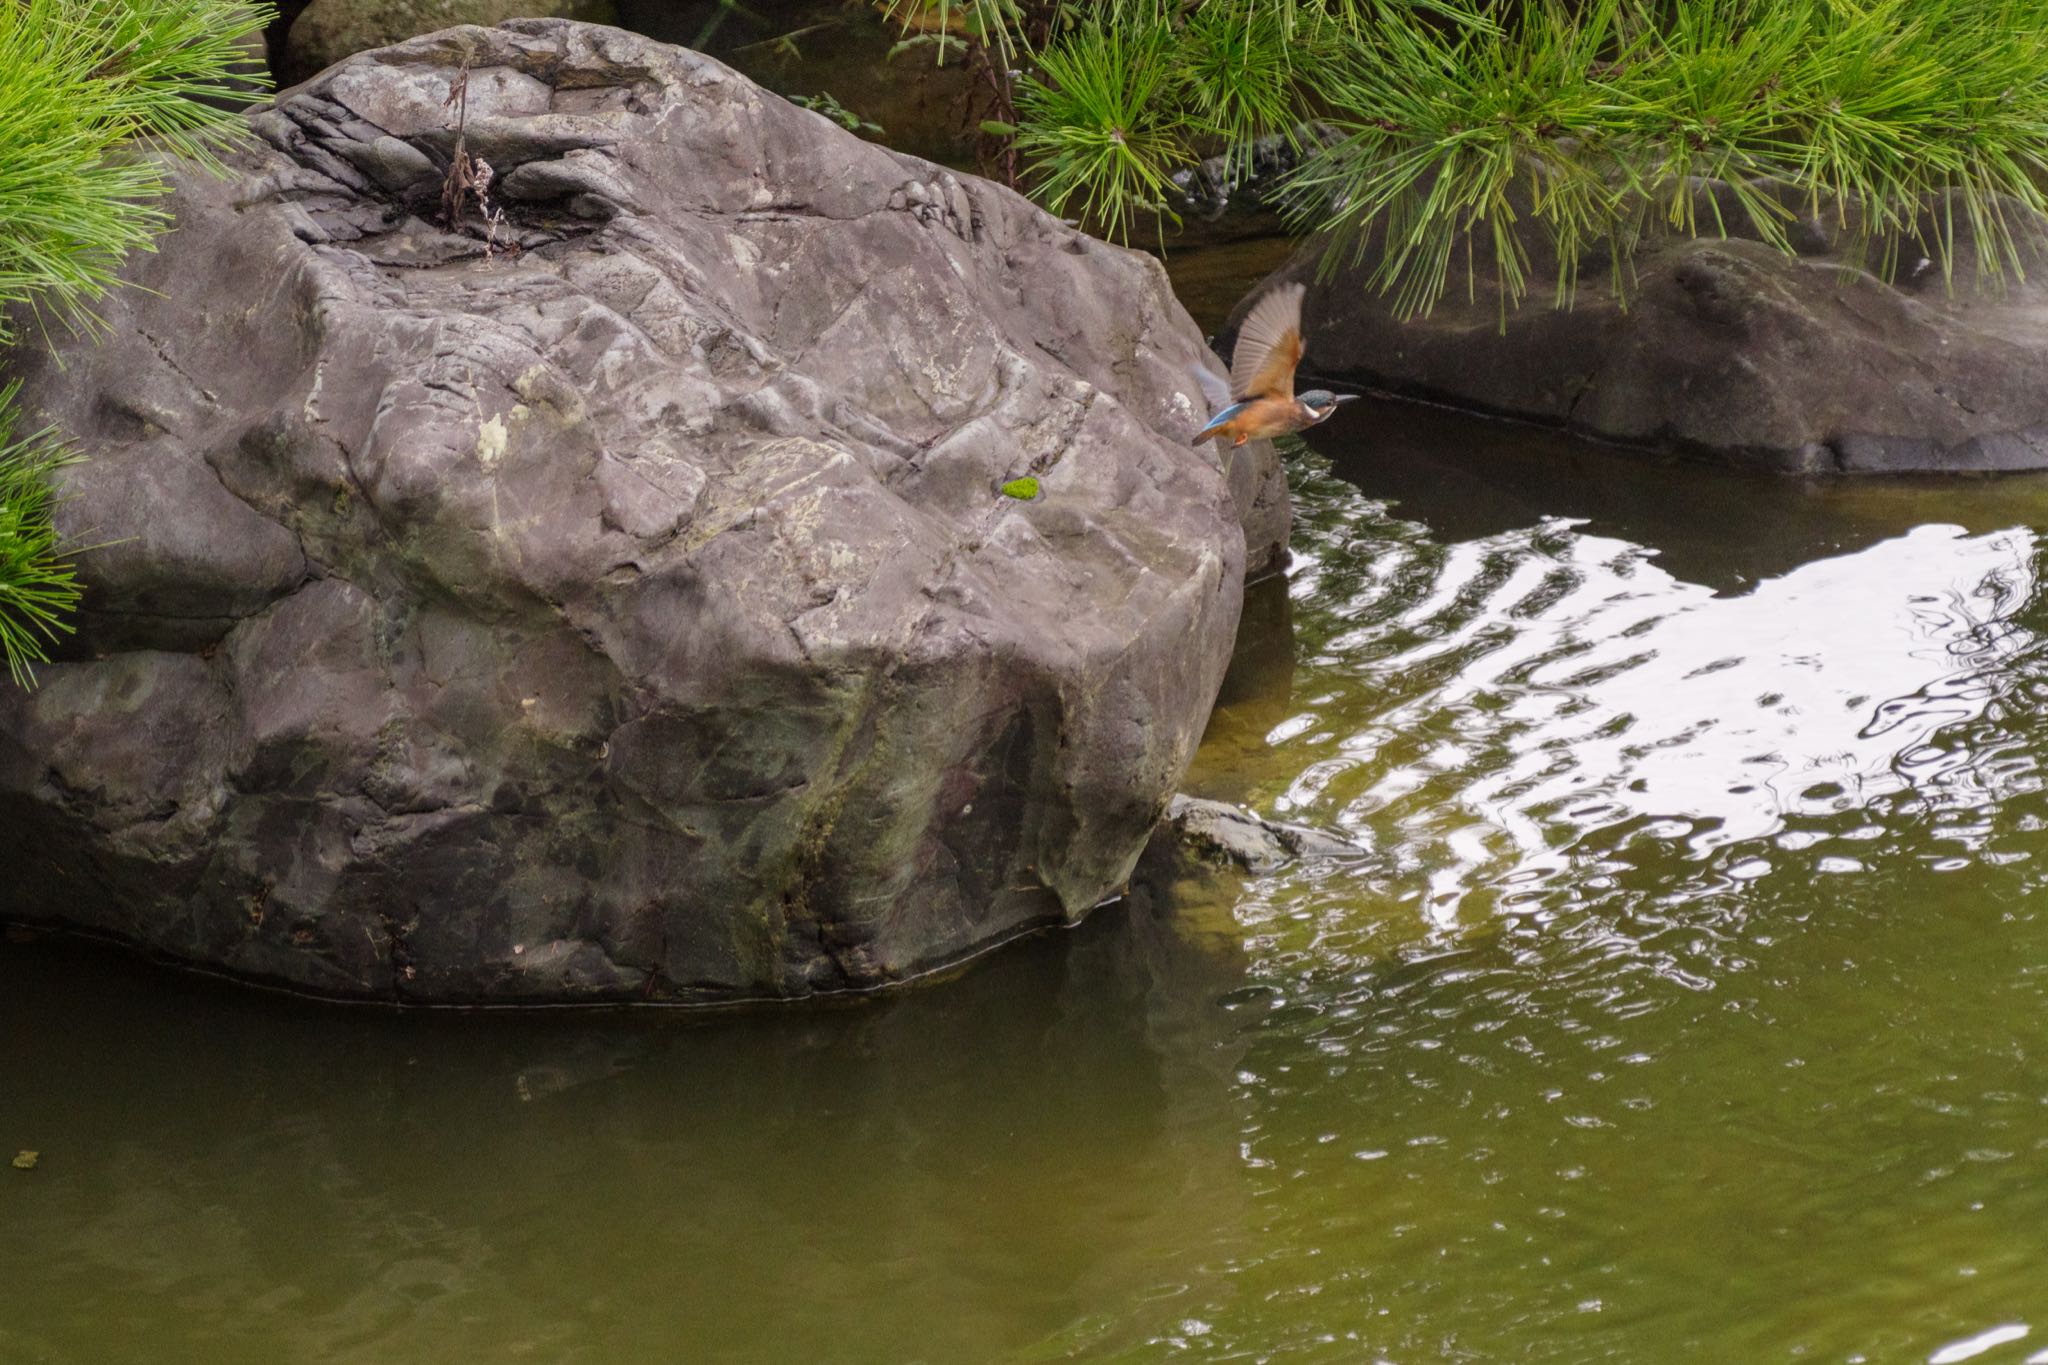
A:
0,0,270,686
982,0,2048,316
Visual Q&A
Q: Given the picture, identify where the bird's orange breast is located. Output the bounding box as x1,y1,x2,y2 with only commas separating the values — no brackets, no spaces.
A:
1217,397,1305,445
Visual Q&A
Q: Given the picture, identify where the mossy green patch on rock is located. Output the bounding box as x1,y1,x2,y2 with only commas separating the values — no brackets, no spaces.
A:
1001,476,1041,501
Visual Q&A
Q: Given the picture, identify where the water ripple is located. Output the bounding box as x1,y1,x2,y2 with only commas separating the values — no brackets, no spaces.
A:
1249,500,2043,925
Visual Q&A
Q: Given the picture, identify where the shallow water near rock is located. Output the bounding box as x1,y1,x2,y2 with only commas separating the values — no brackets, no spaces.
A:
13,403,2048,1363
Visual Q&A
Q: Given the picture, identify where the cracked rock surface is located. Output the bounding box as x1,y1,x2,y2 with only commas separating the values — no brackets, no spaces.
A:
1236,184,2048,474
0,20,1286,1005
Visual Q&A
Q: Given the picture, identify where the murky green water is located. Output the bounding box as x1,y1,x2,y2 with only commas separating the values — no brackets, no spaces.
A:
12,406,2048,1364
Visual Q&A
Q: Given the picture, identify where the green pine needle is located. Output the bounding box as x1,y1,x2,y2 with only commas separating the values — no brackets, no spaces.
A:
0,382,80,689
0,0,270,688
993,0,2048,318
1016,1,1197,244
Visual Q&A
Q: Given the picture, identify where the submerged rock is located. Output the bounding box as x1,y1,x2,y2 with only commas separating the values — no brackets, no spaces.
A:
1147,795,1363,877
0,21,1284,1004
1126,795,1365,945
1238,184,2048,474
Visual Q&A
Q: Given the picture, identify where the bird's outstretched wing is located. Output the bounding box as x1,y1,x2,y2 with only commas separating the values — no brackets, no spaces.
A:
1230,282,1306,402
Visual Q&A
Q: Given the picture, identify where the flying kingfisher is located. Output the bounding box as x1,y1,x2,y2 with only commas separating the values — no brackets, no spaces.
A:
1192,282,1357,446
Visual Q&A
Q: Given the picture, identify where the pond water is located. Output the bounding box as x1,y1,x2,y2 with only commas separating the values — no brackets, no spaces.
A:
12,403,2048,1364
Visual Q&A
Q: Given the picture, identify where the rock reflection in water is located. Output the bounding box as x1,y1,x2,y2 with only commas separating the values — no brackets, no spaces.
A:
0,897,1253,1365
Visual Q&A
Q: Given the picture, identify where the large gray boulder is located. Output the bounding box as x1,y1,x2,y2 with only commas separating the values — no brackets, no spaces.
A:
0,20,1284,1004
1242,187,2048,473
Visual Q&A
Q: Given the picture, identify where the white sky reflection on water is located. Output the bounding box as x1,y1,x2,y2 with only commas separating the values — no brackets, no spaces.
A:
1926,1322,2029,1363
1281,519,2041,921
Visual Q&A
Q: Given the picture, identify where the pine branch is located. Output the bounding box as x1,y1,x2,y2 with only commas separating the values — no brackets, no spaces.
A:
1002,0,2048,317
0,0,271,686
0,382,78,688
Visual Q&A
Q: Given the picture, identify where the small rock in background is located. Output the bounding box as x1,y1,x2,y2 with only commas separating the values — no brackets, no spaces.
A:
282,0,616,84
1170,124,1337,229
1233,179,2048,475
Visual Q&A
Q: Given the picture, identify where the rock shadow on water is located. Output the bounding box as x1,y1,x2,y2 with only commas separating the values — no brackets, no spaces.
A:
1305,396,2048,594
0,898,1258,1362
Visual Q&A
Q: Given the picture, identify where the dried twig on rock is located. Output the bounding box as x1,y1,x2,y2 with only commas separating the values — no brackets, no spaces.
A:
440,52,508,258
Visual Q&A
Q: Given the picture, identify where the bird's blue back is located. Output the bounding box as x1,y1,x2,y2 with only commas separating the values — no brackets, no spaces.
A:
1196,399,1254,437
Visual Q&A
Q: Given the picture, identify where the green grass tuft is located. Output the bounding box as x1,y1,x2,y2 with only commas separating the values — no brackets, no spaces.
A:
1001,475,1043,500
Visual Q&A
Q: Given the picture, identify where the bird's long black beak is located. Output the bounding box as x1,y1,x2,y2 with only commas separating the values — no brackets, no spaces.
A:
1333,393,1362,405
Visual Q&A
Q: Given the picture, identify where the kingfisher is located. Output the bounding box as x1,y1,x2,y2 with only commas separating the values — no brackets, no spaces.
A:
1192,282,1357,446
